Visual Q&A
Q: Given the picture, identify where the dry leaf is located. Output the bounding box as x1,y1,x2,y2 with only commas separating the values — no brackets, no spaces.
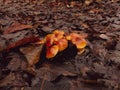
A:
70,1,77,7
4,23,33,34
36,63,77,81
4,36,40,52
99,34,110,40
20,44,43,66
85,0,93,5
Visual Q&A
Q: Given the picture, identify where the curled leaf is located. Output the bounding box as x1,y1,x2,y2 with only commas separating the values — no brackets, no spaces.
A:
4,23,33,34
46,45,59,59
4,36,40,52
55,38,68,51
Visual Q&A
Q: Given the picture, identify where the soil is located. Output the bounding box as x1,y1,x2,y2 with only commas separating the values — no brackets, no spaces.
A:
0,0,120,90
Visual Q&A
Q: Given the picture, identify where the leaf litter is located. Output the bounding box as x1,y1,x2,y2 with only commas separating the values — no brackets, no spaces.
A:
0,0,120,90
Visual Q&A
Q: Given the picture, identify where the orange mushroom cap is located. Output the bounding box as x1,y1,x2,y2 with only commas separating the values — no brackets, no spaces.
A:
75,39,87,49
70,33,87,49
66,34,72,40
55,38,68,51
46,45,59,59
45,34,55,48
53,30,65,41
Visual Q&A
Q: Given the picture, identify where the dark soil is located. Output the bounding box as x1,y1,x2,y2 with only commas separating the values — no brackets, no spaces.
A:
0,0,120,90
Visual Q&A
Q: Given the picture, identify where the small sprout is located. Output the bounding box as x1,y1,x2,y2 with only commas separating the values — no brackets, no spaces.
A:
55,38,68,51
46,45,59,59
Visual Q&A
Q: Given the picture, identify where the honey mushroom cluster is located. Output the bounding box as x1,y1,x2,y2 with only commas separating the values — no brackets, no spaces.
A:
37,30,87,59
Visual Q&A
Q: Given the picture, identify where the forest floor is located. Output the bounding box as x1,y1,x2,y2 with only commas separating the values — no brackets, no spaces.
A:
0,0,120,90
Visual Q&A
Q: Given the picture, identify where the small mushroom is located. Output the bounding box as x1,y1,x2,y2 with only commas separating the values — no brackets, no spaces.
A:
70,33,87,49
55,38,68,52
75,39,87,49
53,30,65,41
45,34,55,48
46,45,59,59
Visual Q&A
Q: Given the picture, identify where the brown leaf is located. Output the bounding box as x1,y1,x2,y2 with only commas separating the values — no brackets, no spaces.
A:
0,39,6,52
85,0,93,5
0,72,28,87
4,23,33,34
99,34,110,40
36,63,77,81
20,44,43,66
7,52,27,71
0,73,15,87
3,36,40,52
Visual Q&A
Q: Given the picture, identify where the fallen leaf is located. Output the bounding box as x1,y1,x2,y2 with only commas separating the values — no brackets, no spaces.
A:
20,44,43,66
99,34,110,40
7,52,27,71
89,8,103,14
4,36,40,52
36,63,77,81
0,39,6,52
4,23,33,34
46,45,59,59
81,23,89,29
69,1,77,7
85,0,93,5
0,73,15,87
0,72,27,87
81,79,97,84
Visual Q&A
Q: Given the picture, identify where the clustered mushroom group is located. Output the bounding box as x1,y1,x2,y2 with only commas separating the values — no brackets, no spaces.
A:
38,30,87,59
